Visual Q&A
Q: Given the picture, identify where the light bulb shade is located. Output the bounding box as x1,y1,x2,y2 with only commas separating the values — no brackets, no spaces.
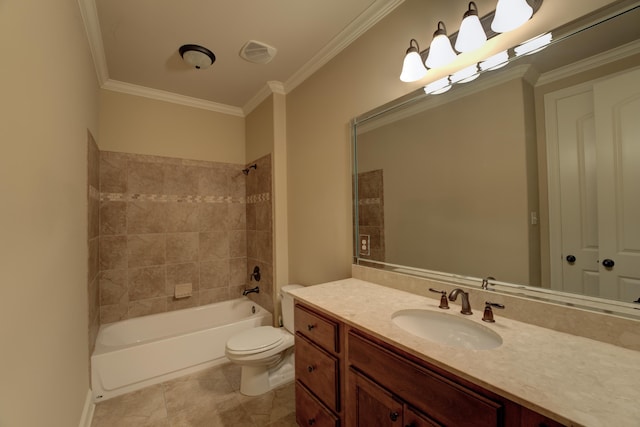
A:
455,2,487,52
479,50,509,71
515,32,552,56
424,77,452,95
400,40,427,82
491,0,533,33
425,22,457,68
450,64,479,84
179,44,216,69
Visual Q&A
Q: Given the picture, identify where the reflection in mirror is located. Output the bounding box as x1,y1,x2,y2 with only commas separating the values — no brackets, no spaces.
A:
352,2,640,316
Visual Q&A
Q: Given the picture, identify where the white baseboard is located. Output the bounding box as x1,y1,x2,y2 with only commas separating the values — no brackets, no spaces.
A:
78,389,95,427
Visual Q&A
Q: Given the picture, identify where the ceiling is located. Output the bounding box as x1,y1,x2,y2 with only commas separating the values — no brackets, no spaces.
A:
79,0,404,116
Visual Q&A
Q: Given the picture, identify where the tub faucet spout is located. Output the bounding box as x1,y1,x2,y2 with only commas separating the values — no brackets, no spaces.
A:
448,288,473,315
242,286,259,296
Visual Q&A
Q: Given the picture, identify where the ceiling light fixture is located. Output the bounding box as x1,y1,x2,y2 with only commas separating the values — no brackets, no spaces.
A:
450,64,480,84
179,44,216,69
425,21,458,69
400,39,428,82
491,0,534,33
479,50,509,71
514,32,552,56
455,2,487,53
424,77,452,95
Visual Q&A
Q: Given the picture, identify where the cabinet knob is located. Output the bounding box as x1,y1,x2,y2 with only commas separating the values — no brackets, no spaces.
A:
389,411,400,422
307,324,315,331
307,418,315,426
307,365,315,373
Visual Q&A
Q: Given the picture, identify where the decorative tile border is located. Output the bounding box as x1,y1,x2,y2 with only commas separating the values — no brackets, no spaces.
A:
359,197,381,205
246,193,270,204
99,192,272,204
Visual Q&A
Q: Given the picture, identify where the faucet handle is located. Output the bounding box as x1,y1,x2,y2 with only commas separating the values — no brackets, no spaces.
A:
429,288,449,309
482,301,505,323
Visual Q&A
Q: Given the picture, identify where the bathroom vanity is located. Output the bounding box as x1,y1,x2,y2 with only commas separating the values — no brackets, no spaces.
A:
291,279,640,427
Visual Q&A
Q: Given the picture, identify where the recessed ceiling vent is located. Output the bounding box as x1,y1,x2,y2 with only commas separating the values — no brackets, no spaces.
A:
239,40,277,64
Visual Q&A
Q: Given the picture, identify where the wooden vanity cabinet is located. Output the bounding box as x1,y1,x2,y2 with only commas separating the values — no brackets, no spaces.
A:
294,302,569,427
294,303,345,426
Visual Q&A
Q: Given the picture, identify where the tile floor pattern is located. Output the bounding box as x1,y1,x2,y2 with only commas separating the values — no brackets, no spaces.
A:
91,363,297,427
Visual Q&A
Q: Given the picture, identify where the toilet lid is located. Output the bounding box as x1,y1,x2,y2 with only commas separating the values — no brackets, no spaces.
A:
226,326,285,354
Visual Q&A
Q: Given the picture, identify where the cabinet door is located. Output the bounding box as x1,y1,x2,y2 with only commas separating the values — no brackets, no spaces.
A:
349,368,403,427
520,407,566,427
405,406,441,427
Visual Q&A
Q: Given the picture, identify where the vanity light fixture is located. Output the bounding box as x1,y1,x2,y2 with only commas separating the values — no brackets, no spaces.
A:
399,0,542,82
479,50,509,71
514,32,552,56
455,2,487,53
491,0,533,33
179,44,216,69
400,39,428,82
424,77,452,95
425,22,458,69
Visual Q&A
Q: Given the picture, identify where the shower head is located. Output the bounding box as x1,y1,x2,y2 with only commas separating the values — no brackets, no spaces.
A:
242,164,257,175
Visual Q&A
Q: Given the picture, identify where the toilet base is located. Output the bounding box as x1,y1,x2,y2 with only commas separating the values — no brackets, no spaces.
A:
239,350,295,396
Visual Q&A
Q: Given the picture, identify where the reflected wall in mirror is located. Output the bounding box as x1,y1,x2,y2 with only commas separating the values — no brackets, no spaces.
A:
353,2,640,309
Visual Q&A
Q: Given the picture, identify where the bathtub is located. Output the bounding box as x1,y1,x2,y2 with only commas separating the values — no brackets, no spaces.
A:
91,297,272,401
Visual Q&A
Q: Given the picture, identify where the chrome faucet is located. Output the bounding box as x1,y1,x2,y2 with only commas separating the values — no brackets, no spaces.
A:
448,288,473,315
242,286,259,296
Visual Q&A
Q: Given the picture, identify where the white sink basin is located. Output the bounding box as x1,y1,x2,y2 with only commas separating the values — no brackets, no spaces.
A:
391,309,503,350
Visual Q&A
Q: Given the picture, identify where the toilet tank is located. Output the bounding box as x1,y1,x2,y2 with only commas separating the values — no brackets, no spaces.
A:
280,284,303,333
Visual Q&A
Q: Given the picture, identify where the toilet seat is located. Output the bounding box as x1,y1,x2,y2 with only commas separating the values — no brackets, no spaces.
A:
226,326,285,355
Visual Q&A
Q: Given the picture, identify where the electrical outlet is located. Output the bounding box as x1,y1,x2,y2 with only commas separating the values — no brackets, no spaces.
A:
359,234,370,256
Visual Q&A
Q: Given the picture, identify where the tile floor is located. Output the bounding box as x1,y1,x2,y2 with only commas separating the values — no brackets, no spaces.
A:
91,363,297,427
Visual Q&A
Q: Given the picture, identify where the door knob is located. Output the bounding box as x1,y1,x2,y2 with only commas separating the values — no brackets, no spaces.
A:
602,258,615,268
566,255,576,263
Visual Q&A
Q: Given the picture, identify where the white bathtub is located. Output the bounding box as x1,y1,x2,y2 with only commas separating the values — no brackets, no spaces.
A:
91,297,272,401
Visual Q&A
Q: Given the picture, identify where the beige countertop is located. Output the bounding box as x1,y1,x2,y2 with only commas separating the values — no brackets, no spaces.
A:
289,278,640,427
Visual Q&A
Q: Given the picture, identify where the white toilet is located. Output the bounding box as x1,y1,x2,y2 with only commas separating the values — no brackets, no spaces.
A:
225,284,303,396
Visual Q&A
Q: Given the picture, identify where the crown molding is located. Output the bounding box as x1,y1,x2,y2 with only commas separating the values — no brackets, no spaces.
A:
77,0,109,85
536,38,640,86
79,0,404,114
102,80,245,116
282,0,406,94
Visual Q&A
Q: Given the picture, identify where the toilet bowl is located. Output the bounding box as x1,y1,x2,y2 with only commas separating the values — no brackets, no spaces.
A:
225,284,303,396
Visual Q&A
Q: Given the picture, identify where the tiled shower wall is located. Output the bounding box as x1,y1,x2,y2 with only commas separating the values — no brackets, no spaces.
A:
94,150,273,323
357,169,385,263
88,133,100,354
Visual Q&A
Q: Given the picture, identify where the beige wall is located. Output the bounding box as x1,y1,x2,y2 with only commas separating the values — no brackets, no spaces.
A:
99,89,245,164
0,0,100,426
286,0,618,286
246,95,274,162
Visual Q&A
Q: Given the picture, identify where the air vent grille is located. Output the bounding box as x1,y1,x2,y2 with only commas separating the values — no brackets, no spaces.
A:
239,40,277,64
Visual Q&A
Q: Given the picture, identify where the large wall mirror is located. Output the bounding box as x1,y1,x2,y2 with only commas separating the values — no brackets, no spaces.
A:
352,1,640,317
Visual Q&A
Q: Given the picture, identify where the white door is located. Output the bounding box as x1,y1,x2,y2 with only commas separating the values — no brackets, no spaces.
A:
547,67,640,302
593,67,640,302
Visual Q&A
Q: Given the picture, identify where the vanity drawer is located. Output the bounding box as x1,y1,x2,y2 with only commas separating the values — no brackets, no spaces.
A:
348,331,502,427
295,304,340,353
296,381,340,427
296,334,340,412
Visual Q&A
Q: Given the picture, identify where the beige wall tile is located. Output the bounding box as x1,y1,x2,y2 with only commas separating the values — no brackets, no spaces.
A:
246,204,256,231
89,197,100,239
255,201,272,232
166,293,198,312
198,165,228,196
99,236,127,270
256,231,272,263
166,232,199,264
165,203,199,233
199,232,229,260
129,297,167,318
128,234,166,267
163,164,199,196
246,230,257,259
166,262,199,292
200,260,229,289
229,230,247,258
128,161,164,194
229,257,248,286
128,266,166,301
127,202,167,234
100,152,128,194
100,302,128,324
99,269,128,305
227,203,246,230
199,288,230,305
88,237,99,282
100,201,127,235
198,204,229,231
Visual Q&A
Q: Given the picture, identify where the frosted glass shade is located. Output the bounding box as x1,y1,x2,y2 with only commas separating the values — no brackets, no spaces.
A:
424,77,451,95
450,64,479,84
425,22,457,68
455,4,487,52
515,32,552,56
400,51,427,82
479,50,509,71
491,0,533,33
